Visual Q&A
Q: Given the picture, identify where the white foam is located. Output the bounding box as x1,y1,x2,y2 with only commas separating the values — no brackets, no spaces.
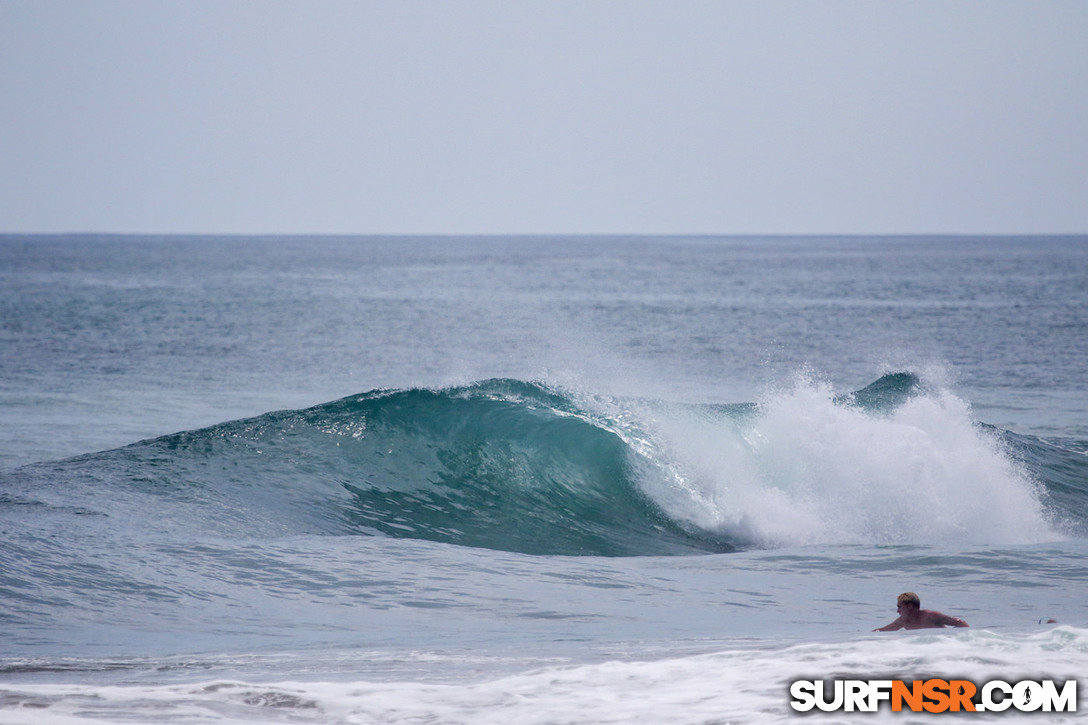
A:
640,373,1060,548
4,628,1084,724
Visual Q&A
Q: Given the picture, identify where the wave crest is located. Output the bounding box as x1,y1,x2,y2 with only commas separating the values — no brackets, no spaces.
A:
639,372,1062,548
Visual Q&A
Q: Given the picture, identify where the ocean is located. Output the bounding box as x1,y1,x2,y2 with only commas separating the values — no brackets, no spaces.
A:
1,234,1086,723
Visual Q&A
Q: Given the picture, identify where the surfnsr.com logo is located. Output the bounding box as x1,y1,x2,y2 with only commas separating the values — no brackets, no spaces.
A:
790,678,1077,713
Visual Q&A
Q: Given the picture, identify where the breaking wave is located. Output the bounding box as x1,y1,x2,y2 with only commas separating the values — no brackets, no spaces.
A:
2,373,1078,557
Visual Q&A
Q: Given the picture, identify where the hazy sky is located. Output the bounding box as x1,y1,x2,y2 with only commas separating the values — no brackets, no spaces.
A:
2,1,1086,235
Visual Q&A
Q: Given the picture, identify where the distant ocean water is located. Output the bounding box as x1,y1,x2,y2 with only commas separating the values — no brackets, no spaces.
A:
1,235,1087,723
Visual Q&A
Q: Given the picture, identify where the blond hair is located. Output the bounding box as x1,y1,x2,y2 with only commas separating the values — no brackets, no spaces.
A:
897,592,921,608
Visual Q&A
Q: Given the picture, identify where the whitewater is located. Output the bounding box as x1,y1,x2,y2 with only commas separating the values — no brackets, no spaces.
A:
1,235,1087,723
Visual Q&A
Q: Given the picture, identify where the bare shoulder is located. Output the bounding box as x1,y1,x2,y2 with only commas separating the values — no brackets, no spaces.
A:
922,609,969,627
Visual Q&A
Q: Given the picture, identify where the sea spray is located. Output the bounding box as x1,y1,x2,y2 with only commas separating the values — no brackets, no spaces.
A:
634,372,1059,548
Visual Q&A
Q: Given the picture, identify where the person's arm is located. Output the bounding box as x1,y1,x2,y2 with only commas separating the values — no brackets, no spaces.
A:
874,617,904,632
934,612,968,628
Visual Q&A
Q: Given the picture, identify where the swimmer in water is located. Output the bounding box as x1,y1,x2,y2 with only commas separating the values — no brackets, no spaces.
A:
875,592,969,631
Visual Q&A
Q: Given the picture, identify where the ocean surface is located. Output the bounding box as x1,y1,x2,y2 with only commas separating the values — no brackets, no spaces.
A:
1,234,1087,723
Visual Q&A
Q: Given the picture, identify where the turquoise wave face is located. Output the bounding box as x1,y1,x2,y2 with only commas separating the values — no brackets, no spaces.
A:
16,379,733,556
2,374,1083,558
275,379,729,555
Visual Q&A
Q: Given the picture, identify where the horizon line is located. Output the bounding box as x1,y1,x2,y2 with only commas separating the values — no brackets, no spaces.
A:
2,231,1086,239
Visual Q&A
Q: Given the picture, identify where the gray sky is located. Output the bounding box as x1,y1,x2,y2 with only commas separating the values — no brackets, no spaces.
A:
2,1,1086,235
